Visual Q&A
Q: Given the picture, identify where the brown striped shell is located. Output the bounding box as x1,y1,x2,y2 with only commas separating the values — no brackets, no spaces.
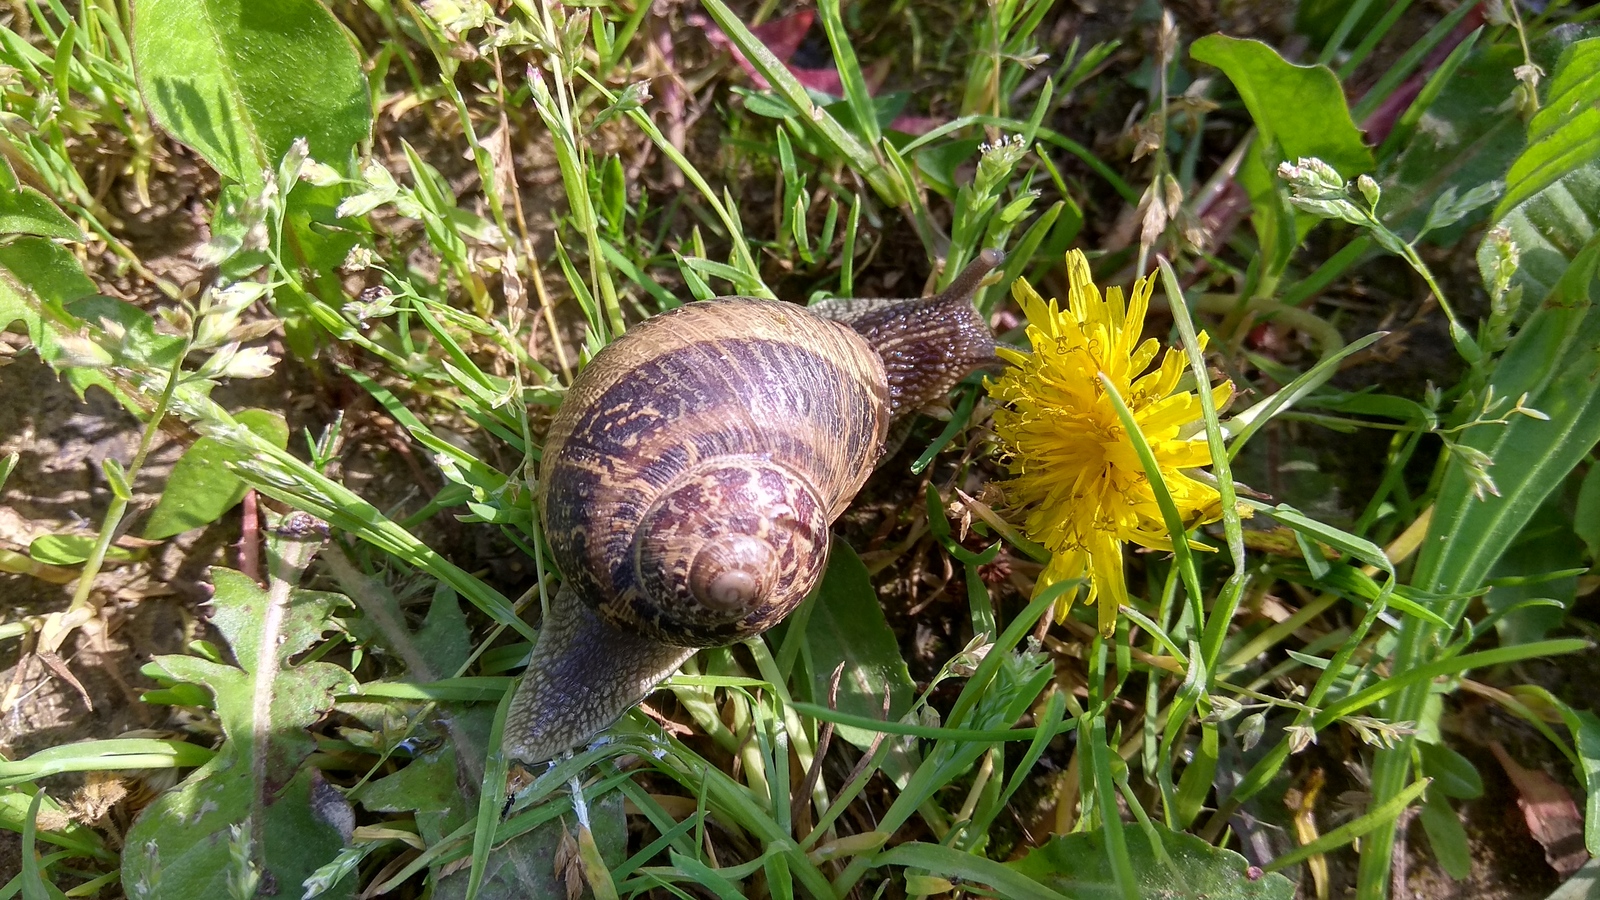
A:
504,250,1003,765
538,298,891,647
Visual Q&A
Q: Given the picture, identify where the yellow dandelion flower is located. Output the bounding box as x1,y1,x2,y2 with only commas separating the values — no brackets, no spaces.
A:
987,250,1233,636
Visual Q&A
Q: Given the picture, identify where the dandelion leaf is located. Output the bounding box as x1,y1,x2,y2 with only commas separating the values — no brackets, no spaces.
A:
361,709,493,847
361,706,626,898
123,569,356,900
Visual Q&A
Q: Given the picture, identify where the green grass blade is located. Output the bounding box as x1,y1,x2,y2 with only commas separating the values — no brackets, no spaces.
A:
1267,777,1431,873
873,842,1073,900
697,0,905,206
815,0,879,148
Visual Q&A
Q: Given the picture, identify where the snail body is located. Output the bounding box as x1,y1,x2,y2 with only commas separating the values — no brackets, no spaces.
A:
504,250,1004,764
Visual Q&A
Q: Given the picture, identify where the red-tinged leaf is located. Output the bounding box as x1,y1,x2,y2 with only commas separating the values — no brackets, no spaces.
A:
691,10,845,95
749,11,814,69
1490,741,1590,877
689,12,939,136
789,66,845,97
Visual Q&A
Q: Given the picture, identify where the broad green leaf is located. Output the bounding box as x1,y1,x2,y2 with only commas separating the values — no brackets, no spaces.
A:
1571,710,1600,856
142,408,290,540
1367,237,1600,895
362,710,490,846
27,534,141,567
1191,34,1374,177
1419,792,1473,880
1007,821,1294,899
1487,159,1600,312
1475,30,1600,309
416,587,472,679
364,711,626,900
123,568,357,899
1414,237,1600,603
1482,498,1583,645
132,0,371,189
1497,38,1600,217
58,295,187,408
1578,463,1600,562
1419,742,1484,799
0,237,96,350
803,544,915,748
0,157,84,241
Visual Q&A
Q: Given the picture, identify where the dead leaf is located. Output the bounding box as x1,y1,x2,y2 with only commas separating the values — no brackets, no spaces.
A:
1490,741,1590,877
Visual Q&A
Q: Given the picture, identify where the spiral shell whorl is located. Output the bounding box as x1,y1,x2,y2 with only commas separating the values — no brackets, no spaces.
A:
631,458,830,644
539,298,890,649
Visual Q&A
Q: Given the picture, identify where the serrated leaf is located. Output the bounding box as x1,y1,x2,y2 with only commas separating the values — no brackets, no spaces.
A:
416,587,471,678
131,0,371,190
122,569,356,900
1008,821,1294,899
143,409,290,540
361,719,482,845
442,793,626,900
364,702,626,900
804,544,915,748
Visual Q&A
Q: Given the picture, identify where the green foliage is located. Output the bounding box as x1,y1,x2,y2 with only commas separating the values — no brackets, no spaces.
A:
1497,38,1600,216
1191,35,1373,178
4,2,1600,898
142,409,289,540
801,545,916,748
1191,34,1372,284
0,157,84,241
126,569,357,899
132,0,371,189
1009,822,1295,899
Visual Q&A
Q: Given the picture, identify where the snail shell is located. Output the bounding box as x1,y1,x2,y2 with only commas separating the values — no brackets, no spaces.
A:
541,298,890,646
504,249,1004,764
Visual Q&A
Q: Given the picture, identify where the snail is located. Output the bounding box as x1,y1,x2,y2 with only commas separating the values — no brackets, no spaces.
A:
503,249,1005,764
